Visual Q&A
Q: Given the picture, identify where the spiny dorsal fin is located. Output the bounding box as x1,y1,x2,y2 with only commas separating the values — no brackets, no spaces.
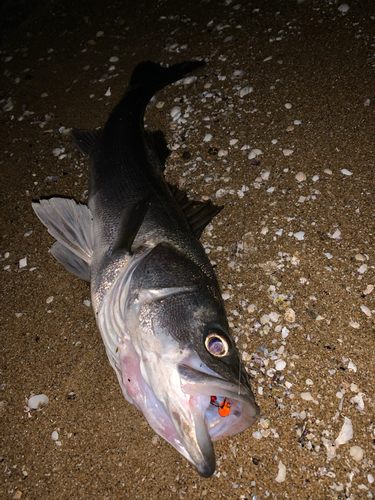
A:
169,185,223,239
71,128,102,157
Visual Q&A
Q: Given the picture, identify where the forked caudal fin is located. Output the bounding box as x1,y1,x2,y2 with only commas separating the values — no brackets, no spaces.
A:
32,198,94,282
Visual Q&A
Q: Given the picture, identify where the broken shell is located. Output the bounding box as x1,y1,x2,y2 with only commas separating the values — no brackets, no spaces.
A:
351,393,365,411
335,417,353,446
295,172,306,182
355,253,366,261
275,359,286,371
360,305,371,317
28,394,49,411
275,461,286,483
301,392,314,401
285,307,296,323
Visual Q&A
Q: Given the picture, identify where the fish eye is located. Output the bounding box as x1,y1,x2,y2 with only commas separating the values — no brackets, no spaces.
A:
205,330,230,357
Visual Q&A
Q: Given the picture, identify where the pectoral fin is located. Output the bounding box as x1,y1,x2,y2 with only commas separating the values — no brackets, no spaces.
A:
112,196,151,254
32,198,93,281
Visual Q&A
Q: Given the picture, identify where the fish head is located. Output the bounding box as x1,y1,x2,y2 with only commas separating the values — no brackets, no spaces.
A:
122,244,259,477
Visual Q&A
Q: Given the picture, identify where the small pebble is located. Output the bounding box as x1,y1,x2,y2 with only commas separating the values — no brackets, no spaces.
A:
109,56,119,62
3,100,14,112
183,76,197,85
341,169,352,176
203,134,212,142
105,87,111,96
218,149,228,157
229,139,238,146
363,284,374,295
170,106,181,119
239,86,253,97
248,149,262,159
358,264,368,274
19,257,27,269
46,296,54,304
329,229,341,240
349,445,364,462
294,231,305,241
284,103,292,109
338,4,350,13
83,300,91,307
232,70,246,78
350,320,360,329
283,149,293,156
51,431,59,441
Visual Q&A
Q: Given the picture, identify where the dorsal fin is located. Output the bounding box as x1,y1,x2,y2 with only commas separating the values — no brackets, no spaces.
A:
71,128,102,157
169,185,223,239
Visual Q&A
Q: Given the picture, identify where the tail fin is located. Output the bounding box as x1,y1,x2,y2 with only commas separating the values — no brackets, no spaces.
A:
129,60,205,90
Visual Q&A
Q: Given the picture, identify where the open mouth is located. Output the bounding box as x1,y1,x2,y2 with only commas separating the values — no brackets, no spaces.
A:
173,363,259,477
178,363,259,440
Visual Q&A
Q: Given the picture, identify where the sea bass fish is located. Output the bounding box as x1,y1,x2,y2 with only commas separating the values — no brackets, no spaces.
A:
32,61,259,477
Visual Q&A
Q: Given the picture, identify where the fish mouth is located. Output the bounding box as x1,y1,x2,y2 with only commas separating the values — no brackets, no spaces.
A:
171,363,259,477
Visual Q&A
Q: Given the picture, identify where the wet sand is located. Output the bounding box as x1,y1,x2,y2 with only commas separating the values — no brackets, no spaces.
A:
1,0,375,498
